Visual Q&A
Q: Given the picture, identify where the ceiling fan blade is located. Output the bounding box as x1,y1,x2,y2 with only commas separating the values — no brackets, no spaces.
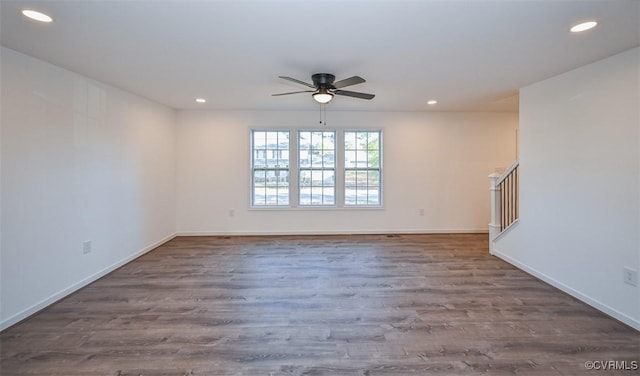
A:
333,76,365,89
272,90,315,96
278,76,315,88
334,90,375,100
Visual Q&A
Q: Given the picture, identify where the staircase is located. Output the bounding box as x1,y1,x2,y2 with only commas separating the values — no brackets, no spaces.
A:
488,160,519,253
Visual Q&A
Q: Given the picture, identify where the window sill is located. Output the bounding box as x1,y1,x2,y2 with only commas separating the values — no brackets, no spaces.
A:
248,205,384,211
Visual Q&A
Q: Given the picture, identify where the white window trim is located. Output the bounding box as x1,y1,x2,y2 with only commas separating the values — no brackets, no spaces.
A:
250,129,292,207
298,130,337,207
343,129,383,208
249,128,383,210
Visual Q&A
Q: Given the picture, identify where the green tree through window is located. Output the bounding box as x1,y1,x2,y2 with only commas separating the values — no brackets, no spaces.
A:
345,131,381,206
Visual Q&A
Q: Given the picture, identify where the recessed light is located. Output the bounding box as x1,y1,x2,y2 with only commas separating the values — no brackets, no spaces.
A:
570,21,597,33
21,9,53,23
195,98,207,103
427,100,438,105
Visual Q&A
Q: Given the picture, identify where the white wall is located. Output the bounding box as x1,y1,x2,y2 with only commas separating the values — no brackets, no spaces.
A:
176,110,517,234
494,48,640,329
0,47,177,329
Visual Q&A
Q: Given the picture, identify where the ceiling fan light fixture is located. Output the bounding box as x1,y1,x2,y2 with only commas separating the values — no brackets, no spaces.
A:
275,74,373,103
313,89,333,104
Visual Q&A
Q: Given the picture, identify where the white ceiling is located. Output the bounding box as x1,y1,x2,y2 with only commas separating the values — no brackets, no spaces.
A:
1,0,638,112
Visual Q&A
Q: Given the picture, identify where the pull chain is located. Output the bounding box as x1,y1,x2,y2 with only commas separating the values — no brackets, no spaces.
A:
323,104,326,126
318,104,328,126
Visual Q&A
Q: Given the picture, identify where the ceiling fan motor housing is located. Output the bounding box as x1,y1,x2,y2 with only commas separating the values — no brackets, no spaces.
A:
312,73,336,89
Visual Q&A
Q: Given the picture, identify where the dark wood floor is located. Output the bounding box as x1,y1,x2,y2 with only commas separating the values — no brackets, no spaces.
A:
1,234,638,375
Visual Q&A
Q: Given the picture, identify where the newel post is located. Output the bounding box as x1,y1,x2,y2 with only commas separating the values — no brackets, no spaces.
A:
488,173,502,255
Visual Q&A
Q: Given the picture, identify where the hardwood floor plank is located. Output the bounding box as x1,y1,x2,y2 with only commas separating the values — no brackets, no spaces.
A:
1,234,638,375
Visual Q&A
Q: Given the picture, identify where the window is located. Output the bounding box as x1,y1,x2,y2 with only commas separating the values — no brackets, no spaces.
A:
251,130,290,206
250,129,382,207
344,131,381,206
299,131,336,205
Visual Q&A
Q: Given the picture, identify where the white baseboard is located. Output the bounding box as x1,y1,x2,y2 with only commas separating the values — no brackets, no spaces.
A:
493,248,640,331
0,233,177,331
177,228,489,236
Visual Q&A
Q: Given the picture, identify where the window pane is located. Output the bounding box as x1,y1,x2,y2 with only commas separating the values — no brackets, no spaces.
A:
311,187,324,204
324,151,335,168
266,132,278,148
368,170,380,186
323,170,335,186
345,189,356,205
299,187,311,205
345,170,356,186
367,131,379,148
323,187,335,205
357,132,368,150
368,151,379,168
299,132,310,149
344,132,356,149
300,149,310,167
300,170,311,187
278,131,289,146
356,171,367,186
367,188,380,205
298,130,336,206
357,190,368,205
253,170,266,205
312,132,322,149
344,131,381,207
311,170,323,185
252,130,290,206
345,150,356,168
254,151,265,168
253,132,266,149
324,132,335,150
345,167,358,205
278,149,289,168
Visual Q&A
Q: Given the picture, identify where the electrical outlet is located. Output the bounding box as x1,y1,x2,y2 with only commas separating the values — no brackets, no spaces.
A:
623,267,637,286
419,208,425,216
82,240,92,255
229,209,235,217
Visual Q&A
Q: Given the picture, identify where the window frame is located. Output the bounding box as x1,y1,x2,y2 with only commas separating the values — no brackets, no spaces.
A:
298,130,337,207
343,130,383,207
250,130,292,207
249,128,383,209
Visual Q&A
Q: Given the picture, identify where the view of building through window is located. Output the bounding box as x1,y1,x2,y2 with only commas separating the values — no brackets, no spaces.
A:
251,131,290,206
299,131,336,205
251,129,381,207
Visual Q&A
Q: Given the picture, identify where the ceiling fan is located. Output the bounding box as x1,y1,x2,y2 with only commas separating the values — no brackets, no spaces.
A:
273,73,375,104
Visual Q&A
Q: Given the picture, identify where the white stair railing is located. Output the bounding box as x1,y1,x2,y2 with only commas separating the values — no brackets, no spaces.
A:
489,160,519,254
